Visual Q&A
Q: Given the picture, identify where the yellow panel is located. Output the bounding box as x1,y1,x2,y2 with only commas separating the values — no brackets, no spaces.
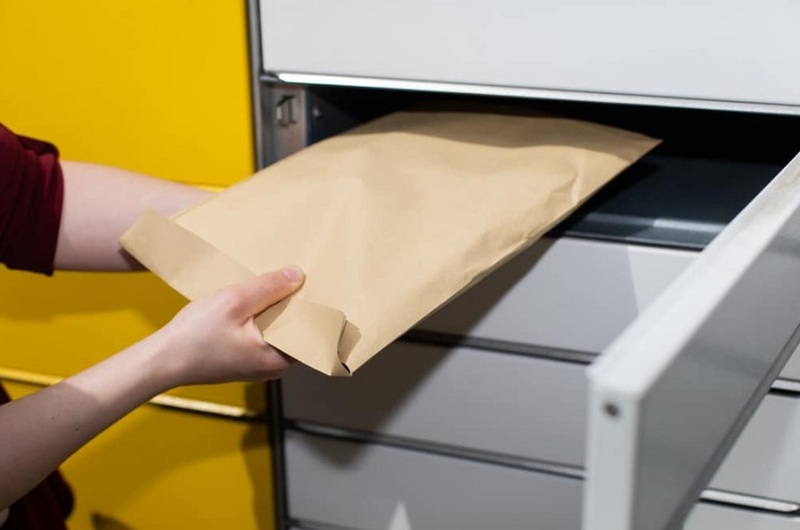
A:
0,0,254,187
0,268,267,411
0,3,275,527
3,381,275,530
0,0,264,409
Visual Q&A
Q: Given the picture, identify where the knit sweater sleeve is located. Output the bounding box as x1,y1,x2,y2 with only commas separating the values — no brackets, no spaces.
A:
0,123,64,275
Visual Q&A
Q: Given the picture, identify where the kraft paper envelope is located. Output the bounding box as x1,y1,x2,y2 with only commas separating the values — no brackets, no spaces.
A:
121,110,658,376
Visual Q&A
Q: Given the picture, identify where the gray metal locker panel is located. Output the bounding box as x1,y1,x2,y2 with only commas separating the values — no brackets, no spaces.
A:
284,431,582,530
687,505,800,530
417,237,695,353
284,343,587,467
709,394,800,503
260,1,800,112
779,347,800,381
284,341,800,503
285,431,800,530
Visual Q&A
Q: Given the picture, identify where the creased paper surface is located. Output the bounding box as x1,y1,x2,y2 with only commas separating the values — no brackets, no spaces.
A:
122,110,658,376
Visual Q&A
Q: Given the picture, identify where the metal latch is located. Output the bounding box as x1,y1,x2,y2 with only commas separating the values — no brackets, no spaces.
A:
275,95,297,126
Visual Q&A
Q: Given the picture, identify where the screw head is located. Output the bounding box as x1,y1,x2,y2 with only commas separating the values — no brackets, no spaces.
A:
604,402,620,418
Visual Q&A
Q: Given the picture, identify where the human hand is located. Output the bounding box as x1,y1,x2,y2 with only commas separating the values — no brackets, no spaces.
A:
153,266,305,387
0,266,303,510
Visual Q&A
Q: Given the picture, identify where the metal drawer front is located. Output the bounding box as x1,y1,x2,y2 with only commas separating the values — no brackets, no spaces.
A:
779,346,800,381
284,431,800,530
709,394,800,503
419,233,800,383
688,505,800,530
284,343,587,468
585,152,800,530
285,431,582,530
259,1,800,112
418,237,694,354
284,342,800,504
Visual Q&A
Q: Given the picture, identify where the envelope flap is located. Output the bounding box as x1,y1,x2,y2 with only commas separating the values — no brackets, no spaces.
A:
121,210,349,376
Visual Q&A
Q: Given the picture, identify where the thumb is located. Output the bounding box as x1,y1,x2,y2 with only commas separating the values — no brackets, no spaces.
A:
226,266,305,318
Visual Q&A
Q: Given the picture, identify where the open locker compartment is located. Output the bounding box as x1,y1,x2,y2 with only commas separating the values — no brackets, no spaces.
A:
275,84,799,250
256,81,800,530
583,150,800,530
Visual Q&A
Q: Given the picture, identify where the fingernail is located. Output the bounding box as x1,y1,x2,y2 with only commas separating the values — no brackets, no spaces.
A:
282,266,305,283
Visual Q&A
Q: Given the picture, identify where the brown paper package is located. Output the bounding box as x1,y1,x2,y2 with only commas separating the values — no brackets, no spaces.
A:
121,109,659,376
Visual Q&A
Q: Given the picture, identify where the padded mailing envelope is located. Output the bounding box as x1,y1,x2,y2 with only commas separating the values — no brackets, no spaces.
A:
121,109,658,376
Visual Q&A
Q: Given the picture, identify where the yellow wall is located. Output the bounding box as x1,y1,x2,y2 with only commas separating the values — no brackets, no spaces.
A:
0,2,274,529
0,1,254,185
5,382,274,530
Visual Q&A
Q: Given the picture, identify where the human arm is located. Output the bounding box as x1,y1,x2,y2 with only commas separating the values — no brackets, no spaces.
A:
0,123,213,272
0,266,304,510
55,161,214,271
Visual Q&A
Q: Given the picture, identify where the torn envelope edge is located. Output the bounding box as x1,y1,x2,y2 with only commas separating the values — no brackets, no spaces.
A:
120,209,352,376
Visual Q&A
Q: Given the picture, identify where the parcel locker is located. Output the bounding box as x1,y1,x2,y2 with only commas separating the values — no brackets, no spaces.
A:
247,0,800,528
282,431,800,530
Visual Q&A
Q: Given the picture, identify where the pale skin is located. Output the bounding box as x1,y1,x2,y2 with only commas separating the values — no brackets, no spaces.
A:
0,161,301,511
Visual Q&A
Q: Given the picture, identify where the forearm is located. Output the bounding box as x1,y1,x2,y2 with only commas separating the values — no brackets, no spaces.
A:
0,267,302,510
55,161,214,271
0,332,177,509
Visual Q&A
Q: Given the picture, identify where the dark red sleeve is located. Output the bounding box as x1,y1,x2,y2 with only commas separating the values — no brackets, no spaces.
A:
0,123,64,275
